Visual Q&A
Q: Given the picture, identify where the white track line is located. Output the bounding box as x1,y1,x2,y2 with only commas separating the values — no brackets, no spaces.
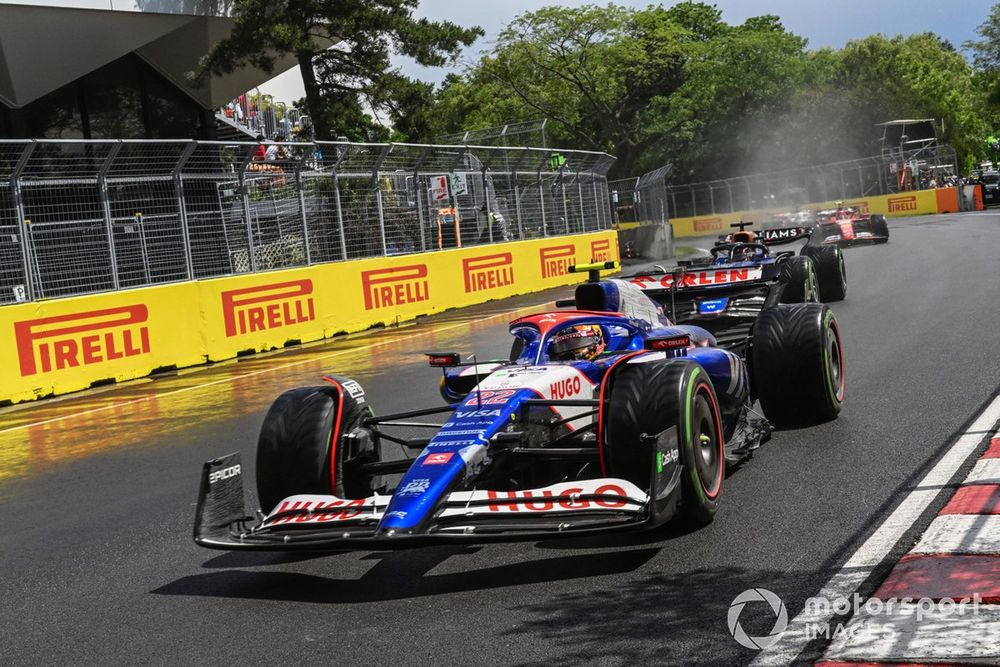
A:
0,301,550,435
750,393,1000,666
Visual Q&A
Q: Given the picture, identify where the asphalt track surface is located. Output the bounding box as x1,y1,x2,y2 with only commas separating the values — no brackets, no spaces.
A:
2,212,999,666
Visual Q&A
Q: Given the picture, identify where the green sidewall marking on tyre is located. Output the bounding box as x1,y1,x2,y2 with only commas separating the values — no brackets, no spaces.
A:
822,310,840,405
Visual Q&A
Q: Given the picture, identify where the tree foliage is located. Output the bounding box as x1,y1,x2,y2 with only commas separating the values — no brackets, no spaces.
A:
432,2,995,179
197,0,481,141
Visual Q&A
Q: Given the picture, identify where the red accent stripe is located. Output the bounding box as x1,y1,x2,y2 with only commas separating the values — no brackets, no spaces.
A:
321,376,345,492
982,437,1000,458
596,352,645,476
940,484,1000,515
698,377,725,500
873,553,1000,603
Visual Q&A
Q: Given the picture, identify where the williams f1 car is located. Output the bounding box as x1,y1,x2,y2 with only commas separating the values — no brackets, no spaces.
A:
813,204,889,246
193,261,845,551
660,221,847,350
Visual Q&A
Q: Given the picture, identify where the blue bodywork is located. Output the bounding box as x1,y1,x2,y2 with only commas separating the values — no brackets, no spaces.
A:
377,278,749,535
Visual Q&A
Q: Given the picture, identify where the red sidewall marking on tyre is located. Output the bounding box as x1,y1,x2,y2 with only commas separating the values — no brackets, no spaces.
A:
696,379,724,500
321,376,345,491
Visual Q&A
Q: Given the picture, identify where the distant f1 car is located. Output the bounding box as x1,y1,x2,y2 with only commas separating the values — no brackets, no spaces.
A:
813,204,889,246
193,261,845,551
677,222,847,349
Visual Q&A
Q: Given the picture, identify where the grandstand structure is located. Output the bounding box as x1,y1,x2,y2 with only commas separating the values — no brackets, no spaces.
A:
0,0,324,141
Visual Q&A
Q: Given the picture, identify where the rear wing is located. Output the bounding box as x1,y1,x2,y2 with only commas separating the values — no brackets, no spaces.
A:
624,264,784,351
757,226,812,245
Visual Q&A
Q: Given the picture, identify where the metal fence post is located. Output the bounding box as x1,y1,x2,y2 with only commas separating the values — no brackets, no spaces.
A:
332,168,347,261
708,182,716,214
414,146,431,251
296,151,312,265
98,141,123,290
576,169,585,232
560,171,570,234
173,141,197,280
373,145,391,256
482,166,493,243
537,169,547,236
590,176,604,229
238,145,257,272
11,142,36,301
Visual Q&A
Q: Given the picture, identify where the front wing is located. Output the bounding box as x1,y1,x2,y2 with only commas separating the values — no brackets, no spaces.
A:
194,451,678,550
815,222,887,246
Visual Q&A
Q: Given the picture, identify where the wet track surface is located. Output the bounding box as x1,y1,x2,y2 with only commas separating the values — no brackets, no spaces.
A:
2,212,1000,666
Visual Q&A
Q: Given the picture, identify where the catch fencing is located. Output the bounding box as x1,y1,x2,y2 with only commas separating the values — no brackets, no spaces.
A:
0,139,614,304
614,144,959,222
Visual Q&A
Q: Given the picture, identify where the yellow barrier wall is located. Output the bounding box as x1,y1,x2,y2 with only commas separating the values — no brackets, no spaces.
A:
669,189,942,238
1,231,617,404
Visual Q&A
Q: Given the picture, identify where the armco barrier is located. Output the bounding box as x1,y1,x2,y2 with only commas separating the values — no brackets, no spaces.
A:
0,231,617,405
668,187,967,238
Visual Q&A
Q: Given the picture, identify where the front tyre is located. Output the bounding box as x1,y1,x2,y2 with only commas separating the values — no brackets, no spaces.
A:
752,303,844,427
602,359,724,526
871,214,889,242
256,378,379,512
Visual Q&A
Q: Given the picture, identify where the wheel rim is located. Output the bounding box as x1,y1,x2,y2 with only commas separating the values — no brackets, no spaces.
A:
692,389,722,498
838,252,847,290
806,266,818,302
826,320,844,402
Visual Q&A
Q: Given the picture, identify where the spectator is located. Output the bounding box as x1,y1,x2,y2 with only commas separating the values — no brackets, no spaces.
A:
265,134,290,161
253,134,266,161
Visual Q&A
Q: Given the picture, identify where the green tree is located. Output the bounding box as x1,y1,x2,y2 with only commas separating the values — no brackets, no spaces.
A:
966,3,1000,133
197,0,482,141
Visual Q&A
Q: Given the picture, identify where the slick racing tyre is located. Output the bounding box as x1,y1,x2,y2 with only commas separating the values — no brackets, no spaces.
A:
602,359,724,526
802,244,846,302
778,256,819,304
256,377,380,512
752,303,844,427
871,214,889,242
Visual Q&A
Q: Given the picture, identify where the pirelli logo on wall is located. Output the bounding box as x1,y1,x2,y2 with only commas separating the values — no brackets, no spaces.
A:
462,252,514,293
887,195,917,213
539,245,575,279
693,218,722,233
221,280,315,337
590,239,611,262
361,264,429,310
14,305,150,377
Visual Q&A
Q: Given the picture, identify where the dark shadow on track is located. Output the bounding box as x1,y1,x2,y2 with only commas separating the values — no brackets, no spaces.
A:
499,565,840,667
152,547,660,604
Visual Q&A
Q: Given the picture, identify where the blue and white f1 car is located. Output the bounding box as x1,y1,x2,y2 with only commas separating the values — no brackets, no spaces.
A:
194,262,845,550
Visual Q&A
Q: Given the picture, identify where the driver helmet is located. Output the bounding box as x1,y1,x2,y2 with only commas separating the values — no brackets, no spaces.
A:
732,244,763,262
549,325,606,362
731,230,755,244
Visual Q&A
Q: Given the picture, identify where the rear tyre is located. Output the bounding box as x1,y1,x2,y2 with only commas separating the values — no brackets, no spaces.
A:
871,214,889,242
602,359,724,525
752,303,844,427
256,379,379,512
803,244,847,302
778,256,819,303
